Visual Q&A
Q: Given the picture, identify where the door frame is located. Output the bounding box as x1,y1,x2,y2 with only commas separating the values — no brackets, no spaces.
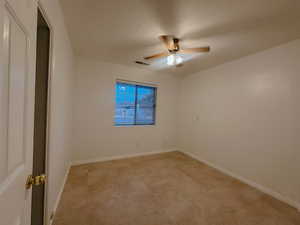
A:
35,2,54,225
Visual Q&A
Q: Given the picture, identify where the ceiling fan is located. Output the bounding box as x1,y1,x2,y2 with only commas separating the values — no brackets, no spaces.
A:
143,35,210,67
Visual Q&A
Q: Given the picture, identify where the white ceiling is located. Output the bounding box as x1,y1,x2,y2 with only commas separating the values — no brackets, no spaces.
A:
59,0,300,76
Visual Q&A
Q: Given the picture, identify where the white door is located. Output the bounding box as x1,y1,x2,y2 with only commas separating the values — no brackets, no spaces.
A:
0,1,35,225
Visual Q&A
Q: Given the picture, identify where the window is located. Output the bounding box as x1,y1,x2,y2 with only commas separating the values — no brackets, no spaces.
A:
114,81,156,126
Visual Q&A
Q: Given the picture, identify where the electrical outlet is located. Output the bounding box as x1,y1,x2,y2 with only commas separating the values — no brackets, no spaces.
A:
162,137,170,148
136,142,141,148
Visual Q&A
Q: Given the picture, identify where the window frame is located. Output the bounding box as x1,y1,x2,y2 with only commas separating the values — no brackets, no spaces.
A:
114,81,157,126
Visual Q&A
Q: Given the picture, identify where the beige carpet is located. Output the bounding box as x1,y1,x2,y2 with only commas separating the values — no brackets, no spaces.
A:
53,151,300,225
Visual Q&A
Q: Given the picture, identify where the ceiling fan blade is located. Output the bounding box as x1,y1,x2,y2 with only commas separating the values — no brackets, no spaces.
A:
180,47,210,54
135,61,150,65
176,63,184,67
144,52,169,60
159,35,175,50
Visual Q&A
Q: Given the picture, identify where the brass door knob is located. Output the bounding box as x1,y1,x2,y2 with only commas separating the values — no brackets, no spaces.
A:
35,174,46,185
26,175,34,189
26,174,47,189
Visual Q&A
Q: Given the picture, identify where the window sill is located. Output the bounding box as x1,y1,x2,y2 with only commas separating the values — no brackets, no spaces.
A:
114,124,156,127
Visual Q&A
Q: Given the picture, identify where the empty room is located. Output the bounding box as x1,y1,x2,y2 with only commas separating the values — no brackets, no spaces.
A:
0,0,300,225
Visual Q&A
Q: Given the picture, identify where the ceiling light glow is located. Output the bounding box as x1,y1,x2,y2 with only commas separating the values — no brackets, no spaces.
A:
176,55,183,64
167,54,175,65
167,54,183,66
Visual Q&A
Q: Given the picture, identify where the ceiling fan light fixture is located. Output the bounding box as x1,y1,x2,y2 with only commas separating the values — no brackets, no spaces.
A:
167,54,183,66
167,54,175,65
143,35,210,68
176,55,183,64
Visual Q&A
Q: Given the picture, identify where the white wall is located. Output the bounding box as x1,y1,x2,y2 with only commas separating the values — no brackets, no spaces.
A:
72,58,179,163
179,39,300,208
38,0,75,223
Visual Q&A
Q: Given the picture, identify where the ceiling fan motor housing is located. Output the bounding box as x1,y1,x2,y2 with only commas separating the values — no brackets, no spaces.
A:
169,38,180,53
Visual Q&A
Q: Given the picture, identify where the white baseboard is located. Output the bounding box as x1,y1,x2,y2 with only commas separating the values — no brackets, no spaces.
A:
49,163,71,225
71,149,178,166
183,151,300,212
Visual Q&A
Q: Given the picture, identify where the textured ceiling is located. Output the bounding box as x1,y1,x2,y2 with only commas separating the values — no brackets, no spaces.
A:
59,0,300,76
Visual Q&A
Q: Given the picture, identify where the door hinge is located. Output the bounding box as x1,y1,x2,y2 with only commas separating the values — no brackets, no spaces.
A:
26,174,46,189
